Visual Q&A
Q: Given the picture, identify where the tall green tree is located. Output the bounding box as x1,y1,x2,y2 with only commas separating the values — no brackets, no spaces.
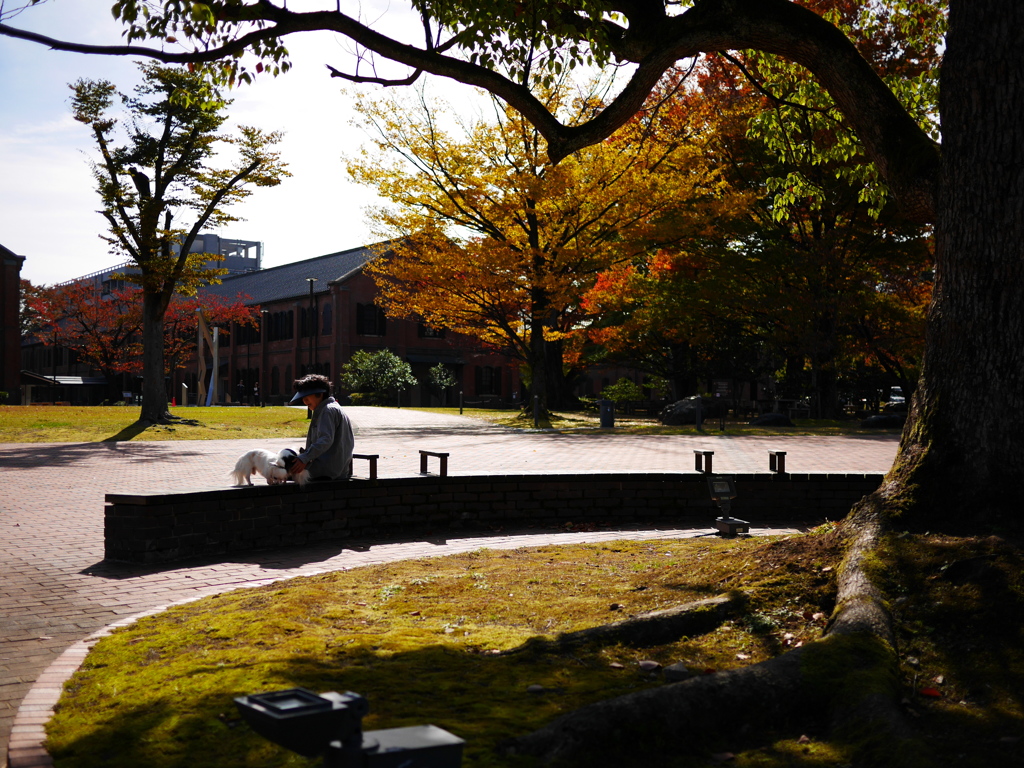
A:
69,63,287,423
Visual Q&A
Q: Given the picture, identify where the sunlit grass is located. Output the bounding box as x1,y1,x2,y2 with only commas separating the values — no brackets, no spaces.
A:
0,405,311,442
44,529,1024,767
0,404,902,443
46,532,845,768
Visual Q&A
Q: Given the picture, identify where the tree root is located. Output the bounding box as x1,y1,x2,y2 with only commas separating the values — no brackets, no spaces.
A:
501,493,922,766
507,593,746,655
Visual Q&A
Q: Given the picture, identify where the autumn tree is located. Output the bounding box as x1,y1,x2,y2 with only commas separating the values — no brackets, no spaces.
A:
28,282,256,399
29,281,143,399
350,80,741,409
69,62,287,424
162,292,259,377
18,278,47,336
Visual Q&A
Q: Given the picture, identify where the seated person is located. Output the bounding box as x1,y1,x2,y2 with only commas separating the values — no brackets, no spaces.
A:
287,374,354,481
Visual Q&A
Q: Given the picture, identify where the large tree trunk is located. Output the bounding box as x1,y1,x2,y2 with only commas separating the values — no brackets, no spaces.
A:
884,0,1024,525
139,290,172,424
505,7,1024,764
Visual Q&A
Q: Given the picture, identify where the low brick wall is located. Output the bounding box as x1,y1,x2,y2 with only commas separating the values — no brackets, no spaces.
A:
104,472,882,564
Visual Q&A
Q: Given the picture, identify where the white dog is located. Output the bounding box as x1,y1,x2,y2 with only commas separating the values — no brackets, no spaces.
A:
231,449,290,486
277,448,311,486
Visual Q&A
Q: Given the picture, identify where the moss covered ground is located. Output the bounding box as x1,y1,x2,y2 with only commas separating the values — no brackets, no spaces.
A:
43,526,1023,767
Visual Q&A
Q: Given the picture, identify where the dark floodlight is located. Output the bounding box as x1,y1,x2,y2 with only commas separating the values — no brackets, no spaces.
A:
235,688,464,768
706,475,749,536
235,688,364,758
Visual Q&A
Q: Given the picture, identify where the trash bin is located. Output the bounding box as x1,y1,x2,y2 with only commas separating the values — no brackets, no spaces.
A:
598,399,615,428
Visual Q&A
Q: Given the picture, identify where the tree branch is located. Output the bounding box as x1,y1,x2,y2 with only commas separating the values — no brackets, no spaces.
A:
0,0,939,222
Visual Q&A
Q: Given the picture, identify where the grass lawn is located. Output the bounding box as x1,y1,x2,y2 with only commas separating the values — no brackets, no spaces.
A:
0,405,313,442
0,405,903,443
43,528,1024,767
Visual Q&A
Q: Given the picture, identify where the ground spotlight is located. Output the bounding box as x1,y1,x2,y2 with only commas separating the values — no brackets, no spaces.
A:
235,688,464,767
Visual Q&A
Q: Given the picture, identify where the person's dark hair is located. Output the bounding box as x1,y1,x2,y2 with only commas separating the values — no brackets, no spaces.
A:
293,373,332,396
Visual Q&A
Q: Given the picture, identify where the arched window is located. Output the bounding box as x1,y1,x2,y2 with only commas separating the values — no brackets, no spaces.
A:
356,303,386,336
322,303,332,336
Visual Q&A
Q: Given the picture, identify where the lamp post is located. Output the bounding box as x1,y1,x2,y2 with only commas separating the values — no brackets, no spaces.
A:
260,309,269,407
51,326,58,399
306,277,318,375
244,316,252,405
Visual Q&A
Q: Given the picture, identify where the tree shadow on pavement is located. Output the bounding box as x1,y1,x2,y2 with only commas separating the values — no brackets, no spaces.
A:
102,421,152,442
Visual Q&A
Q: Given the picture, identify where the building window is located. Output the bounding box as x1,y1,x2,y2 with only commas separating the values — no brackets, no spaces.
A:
299,306,317,338
271,366,280,396
475,365,502,396
356,303,387,336
417,323,445,339
322,303,332,336
235,321,260,345
101,278,125,295
267,310,294,341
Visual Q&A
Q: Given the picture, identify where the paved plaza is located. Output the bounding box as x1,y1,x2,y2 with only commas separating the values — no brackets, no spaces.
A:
0,407,899,767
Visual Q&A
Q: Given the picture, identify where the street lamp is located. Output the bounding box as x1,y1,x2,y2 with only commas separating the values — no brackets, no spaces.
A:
306,277,318,375
260,309,270,407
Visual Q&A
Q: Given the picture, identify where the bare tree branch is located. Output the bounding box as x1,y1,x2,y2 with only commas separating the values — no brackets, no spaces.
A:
0,0,939,222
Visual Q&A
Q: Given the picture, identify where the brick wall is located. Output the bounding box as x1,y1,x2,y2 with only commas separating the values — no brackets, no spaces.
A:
104,472,882,564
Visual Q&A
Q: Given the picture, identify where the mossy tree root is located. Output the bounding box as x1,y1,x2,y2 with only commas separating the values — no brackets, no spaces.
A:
502,493,921,766
508,593,746,655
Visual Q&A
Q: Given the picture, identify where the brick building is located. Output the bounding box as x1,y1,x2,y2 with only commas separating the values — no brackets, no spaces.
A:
2,243,26,404
182,243,520,407
18,240,651,408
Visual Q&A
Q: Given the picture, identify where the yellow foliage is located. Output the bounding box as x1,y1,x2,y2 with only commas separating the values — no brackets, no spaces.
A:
349,77,748,366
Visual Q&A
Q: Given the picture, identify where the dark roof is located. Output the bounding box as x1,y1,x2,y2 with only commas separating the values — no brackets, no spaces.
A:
201,243,384,305
1,242,26,262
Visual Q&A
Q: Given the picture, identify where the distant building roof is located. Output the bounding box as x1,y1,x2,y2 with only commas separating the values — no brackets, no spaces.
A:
1,242,25,263
201,243,384,305
21,371,107,386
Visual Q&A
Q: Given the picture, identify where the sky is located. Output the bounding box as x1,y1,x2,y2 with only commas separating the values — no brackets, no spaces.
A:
0,0,488,286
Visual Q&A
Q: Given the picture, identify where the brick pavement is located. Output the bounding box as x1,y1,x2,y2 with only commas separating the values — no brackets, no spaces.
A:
0,407,899,767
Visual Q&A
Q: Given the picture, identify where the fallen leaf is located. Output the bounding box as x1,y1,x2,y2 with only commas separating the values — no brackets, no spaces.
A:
919,687,942,698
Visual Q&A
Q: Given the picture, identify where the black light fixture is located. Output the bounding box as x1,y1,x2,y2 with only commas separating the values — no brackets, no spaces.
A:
235,688,464,767
707,475,749,536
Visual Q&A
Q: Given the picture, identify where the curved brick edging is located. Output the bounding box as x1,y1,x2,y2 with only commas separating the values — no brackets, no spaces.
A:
6,524,809,768
105,472,882,564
